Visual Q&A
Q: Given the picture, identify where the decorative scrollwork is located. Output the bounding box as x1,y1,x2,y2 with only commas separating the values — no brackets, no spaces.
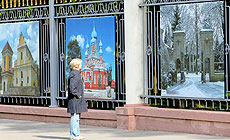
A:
44,53,49,62
225,44,230,55
146,46,152,56
60,53,65,62
121,52,125,62
143,0,199,5
55,0,124,18
0,6,49,22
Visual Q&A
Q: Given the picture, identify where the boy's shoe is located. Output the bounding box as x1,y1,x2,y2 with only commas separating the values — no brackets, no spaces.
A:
76,136,86,140
70,136,86,140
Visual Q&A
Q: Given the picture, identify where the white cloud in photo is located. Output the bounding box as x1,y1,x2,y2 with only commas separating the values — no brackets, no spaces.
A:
70,35,77,41
77,35,85,49
70,35,85,49
0,22,39,68
106,46,112,53
0,23,21,43
27,25,33,38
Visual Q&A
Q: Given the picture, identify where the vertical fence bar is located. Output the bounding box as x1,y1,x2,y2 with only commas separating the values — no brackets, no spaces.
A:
227,101,229,109
14,0,16,7
225,2,229,99
150,9,154,93
58,20,61,98
58,19,66,97
228,5,230,99
117,17,120,100
144,6,147,100
63,20,66,97
115,16,118,100
44,23,46,95
157,10,161,91
42,23,50,97
2,0,5,9
10,0,12,8
50,0,58,107
46,24,49,96
6,0,8,8
18,0,20,7
47,23,51,96
147,7,151,92
153,6,157,96
121,17,125,99
41,22,44,96
119,18,122,98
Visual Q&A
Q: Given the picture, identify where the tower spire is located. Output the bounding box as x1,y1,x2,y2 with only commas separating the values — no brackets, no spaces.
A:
19,32,26,47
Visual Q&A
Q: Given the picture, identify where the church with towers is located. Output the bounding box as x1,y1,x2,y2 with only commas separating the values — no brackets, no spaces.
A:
1,32,38,94
81,26,108,90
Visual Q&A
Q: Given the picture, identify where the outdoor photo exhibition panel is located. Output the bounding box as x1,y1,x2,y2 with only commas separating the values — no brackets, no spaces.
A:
55,0,126,108
141,0,230,108
66,17,116,100
0,5,51,105
0,22,40,96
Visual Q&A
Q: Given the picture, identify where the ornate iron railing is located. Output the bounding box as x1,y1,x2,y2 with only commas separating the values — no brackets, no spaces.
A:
55,0,126,109
140,0,230,110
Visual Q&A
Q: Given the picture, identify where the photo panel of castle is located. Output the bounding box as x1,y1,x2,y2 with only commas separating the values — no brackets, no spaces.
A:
66,16,116,99
0,21,40,96
160,2,225,98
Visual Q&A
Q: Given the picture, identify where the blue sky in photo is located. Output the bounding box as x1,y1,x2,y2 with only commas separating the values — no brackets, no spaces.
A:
0,21,39,67
66,16,116,80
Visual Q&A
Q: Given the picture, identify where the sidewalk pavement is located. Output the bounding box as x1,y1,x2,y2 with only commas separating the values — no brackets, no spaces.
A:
0,119,229,140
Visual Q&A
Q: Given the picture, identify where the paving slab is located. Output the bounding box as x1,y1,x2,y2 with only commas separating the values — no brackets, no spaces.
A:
0,119,229,140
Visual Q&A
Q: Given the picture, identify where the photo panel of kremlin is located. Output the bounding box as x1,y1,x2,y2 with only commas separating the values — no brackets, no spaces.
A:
0,22,39,96
66,16,116,99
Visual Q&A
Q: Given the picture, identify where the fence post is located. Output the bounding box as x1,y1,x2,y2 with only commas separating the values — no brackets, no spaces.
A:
50,0,58,107
124,0,144,104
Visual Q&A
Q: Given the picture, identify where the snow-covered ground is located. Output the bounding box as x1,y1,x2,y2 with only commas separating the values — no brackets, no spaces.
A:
84,88,115,99
162,73,224,98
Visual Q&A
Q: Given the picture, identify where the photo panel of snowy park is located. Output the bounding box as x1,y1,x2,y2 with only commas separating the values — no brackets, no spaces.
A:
160,2,225,99
0,21,40,96
66,16,116,99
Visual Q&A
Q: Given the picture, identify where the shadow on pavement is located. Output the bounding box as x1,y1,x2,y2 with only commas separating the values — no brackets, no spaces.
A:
35,135,69,140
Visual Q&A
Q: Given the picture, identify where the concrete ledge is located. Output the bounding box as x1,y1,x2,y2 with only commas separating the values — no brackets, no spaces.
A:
0,105,117,128
134,107,230,137
135,107,230,123
1,104,230,137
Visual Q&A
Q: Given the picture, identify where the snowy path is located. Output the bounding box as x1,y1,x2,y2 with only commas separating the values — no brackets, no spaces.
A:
162,73,224,98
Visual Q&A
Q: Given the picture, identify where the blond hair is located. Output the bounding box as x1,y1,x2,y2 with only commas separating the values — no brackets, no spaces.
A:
70,58,82,70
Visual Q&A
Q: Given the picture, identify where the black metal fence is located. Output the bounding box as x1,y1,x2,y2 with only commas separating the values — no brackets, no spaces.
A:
0,0,126,110
140,0,230,110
